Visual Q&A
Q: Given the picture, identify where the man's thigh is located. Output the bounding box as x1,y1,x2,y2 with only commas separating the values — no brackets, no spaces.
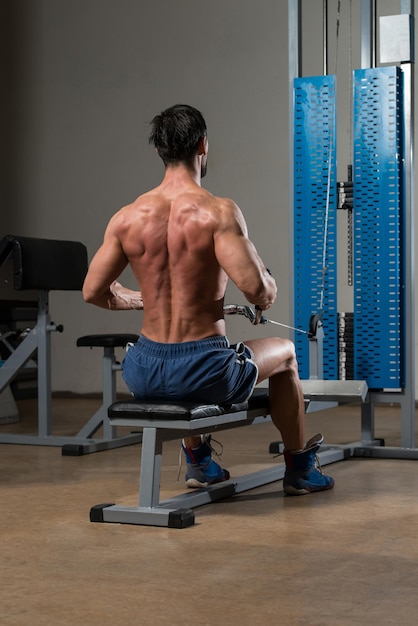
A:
244,336,296,382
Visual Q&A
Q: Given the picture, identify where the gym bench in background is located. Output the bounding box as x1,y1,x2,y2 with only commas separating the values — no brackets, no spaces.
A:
0,234,141,454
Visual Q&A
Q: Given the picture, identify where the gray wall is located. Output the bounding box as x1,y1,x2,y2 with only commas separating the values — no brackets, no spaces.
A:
2,0,416,395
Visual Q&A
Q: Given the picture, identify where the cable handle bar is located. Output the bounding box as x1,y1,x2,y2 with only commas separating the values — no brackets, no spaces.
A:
223,304,311,336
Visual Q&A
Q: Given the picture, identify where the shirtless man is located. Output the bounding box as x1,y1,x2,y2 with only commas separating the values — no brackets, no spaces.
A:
82,104,334,495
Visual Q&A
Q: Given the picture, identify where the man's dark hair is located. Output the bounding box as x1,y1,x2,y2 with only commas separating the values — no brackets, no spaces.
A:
149,104,207,166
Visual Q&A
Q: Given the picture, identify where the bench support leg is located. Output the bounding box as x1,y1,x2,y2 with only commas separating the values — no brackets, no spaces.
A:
139,427,163,508
0,298,142,453
90,433,346,528
74,347,119,440
62,347,143,455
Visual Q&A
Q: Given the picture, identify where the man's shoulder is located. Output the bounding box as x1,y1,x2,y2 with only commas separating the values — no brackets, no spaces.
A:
118,190,165,216
114,188,239,224
190,190,238,213
181,193,240,227
208,194,241,220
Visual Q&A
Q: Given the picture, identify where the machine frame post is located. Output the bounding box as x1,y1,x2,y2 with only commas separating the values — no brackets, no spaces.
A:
288,0,416,453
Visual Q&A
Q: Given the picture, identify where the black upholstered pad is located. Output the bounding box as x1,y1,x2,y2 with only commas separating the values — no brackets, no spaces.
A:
108,388,270,421
77,334,139,348
0,235,88,291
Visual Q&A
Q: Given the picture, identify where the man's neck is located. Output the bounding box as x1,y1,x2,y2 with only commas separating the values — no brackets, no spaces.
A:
164,160,202,187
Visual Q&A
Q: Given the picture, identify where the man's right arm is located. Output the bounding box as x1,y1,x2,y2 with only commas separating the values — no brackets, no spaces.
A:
82,211,141,310
214,199,277,310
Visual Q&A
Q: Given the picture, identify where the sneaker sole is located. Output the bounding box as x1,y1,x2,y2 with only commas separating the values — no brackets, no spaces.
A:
186,478,209,489
186,471,230,489
283,482,334,496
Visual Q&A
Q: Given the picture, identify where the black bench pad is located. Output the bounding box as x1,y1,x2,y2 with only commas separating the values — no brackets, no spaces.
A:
0,234,87,291
108,388,270,421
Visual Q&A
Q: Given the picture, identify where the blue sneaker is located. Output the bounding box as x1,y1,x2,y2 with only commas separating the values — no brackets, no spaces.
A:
283,434,334,495
182,435,230,488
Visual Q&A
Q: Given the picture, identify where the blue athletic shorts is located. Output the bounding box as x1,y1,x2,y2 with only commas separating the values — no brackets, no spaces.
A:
122,335,258,405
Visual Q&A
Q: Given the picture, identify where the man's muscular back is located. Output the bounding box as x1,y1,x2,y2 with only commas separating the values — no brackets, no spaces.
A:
119,180,230,343
83,169,276,343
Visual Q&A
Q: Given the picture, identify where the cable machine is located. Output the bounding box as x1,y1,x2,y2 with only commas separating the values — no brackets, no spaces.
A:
288,0,418,456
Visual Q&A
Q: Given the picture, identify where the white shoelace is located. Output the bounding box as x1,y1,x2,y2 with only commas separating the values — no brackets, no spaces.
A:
176,435,225,482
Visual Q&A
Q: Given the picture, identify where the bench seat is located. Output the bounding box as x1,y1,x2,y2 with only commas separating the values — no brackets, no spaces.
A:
90,387,346,528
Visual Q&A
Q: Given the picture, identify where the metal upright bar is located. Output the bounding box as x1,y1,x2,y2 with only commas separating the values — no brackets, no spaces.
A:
139,428,163,508
101,347,117,440
401,0,415,15
323,0,328,75
288,0,301,337
37,290,52,437
400,0,415,446
360,0,375,69
358,0,377,446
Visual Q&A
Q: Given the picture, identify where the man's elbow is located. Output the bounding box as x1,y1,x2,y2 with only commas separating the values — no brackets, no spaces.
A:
82,284,99,305
245,283,276,309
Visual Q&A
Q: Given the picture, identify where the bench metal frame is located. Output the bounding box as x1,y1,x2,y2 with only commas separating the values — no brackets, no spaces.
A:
0,290,142,453
0,235,142,454
90,381,368,528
